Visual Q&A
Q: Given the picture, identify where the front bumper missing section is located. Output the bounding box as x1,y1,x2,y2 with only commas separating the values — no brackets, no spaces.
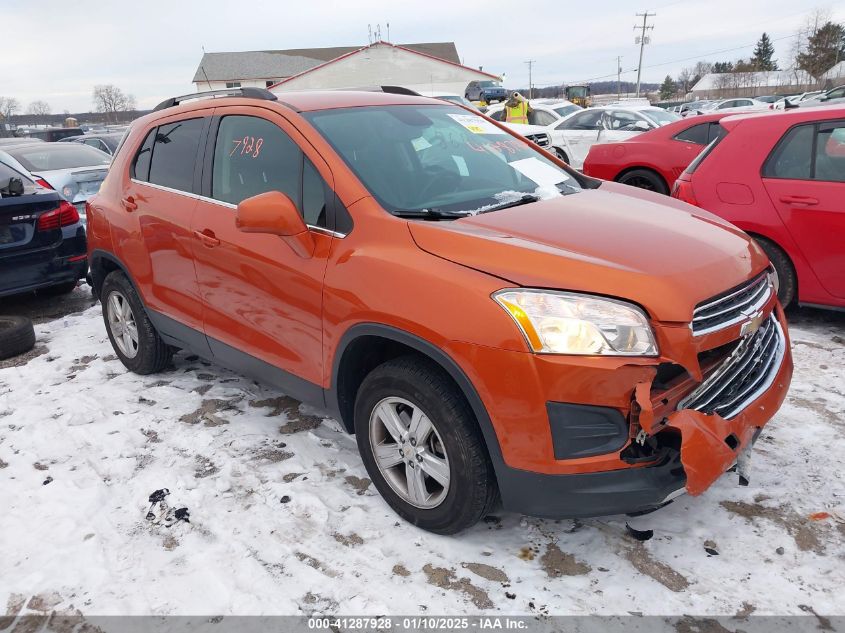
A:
496,311,793,519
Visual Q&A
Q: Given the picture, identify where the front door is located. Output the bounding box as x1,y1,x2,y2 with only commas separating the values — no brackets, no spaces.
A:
556,110,604,169
762,119,845,298
191,108,335,388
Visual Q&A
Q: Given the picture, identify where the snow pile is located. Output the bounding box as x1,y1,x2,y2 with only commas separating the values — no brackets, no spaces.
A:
0,303,843,617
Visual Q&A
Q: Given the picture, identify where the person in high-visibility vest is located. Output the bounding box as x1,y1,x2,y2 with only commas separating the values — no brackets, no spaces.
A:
504,92,531,125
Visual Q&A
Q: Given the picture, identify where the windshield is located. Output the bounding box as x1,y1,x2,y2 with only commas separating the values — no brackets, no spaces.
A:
699,102,718,111
305,105,581,217
568,87,588,98
7,144,111,171
479,81,500,88
553,104,581,118
642,109,682,126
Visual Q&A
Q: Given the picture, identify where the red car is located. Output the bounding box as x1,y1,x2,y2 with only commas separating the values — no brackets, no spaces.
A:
583,113,731,194
673,106,845,309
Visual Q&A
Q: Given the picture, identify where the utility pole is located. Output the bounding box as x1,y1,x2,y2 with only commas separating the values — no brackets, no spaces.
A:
616,56,623,99
634,12,655,97
525,60,536,99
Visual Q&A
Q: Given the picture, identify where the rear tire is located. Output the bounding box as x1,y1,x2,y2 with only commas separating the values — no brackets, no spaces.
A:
754,237,797,307
617,169,669,195
354,355,498,534
0,316,36,360
101,271,172,374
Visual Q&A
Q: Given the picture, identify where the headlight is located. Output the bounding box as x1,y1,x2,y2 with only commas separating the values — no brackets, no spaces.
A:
494,289,658,356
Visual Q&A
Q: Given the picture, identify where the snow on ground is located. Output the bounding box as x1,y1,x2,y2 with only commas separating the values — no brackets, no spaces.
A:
0,295,843,618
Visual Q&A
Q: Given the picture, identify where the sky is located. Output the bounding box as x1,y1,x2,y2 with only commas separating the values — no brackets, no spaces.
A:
3,0,844,113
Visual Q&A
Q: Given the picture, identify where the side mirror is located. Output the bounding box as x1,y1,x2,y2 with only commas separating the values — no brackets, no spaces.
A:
236,191,315,258
633,120,651,131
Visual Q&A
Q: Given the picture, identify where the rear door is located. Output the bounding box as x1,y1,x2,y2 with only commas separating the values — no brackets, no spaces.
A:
762,119,845,298
121,114,210,336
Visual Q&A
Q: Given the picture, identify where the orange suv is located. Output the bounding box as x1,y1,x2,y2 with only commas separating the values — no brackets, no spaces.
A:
87,87,793,534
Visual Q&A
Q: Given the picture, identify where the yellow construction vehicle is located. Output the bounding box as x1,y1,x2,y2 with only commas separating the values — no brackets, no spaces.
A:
565,85,592,107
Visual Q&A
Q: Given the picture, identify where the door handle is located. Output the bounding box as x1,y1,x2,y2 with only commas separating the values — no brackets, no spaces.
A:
779,195,818,206
120,196,137,212
194,229,220,248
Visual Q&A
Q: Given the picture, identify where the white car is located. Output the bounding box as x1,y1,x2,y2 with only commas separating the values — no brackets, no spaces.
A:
690,98,769,116
484,99,582,128
546,106,681,169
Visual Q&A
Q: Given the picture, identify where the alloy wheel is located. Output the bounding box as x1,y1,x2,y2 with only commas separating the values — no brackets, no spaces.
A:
106,290,139,359
368,396,450,509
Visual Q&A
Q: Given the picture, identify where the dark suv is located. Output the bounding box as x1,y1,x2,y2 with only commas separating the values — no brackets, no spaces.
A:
465,80,507,103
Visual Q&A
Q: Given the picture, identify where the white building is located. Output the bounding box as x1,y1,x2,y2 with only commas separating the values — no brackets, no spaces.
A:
193,41,500,97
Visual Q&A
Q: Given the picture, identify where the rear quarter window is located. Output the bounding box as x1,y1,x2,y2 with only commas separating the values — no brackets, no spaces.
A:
674,123,708,144
147,118,205,192
685,132,727,175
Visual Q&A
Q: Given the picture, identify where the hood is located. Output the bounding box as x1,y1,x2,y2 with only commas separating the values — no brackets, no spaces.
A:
408,182,767,322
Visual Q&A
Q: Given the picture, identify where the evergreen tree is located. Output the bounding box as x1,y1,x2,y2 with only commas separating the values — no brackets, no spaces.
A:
797,22,845,79
713,61,735,73
751,33,779,70
659,75,677,100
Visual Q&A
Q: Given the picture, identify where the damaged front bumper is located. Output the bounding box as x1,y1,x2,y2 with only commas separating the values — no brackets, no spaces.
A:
495,307,793,519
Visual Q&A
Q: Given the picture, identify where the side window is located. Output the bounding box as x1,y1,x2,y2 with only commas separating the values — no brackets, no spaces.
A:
607,111,640,130
212,115,302,208
763,124,814,180
815,122,845,183
302,158,327,227
529,110,557,126
131,127,156,181
488,109,506,122
148,118,204,192
560,111,602,130
674,123,708,144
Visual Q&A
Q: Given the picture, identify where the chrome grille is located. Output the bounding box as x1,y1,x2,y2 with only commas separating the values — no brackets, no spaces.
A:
692,273,773,335
525,133,550,148
678,315,785,419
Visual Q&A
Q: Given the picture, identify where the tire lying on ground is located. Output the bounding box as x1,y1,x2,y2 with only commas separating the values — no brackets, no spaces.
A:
0,316,36,360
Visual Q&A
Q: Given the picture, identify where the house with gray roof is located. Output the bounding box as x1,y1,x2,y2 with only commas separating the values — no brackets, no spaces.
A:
192,41,473,92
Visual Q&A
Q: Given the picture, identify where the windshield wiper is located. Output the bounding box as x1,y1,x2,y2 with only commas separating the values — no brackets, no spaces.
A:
393,208,470,220
476,194,539,215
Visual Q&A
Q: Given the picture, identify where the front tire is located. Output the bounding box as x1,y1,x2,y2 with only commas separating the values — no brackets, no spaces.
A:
354,356,497,534
101,271,172,374
617,168,669,195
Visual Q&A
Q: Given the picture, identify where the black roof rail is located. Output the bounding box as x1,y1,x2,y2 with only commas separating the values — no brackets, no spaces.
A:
153,87,278,112
380,85,421,96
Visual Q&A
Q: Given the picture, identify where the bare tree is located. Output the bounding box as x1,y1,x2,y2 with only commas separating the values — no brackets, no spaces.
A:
26,100,51,125
93,85,136,123
0,96,21,122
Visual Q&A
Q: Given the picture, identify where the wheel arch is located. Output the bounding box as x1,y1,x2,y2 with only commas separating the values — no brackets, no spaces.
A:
89,249,144,303
329,323,506,473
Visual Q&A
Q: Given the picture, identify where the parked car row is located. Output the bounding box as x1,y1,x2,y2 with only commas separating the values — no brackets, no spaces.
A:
580,101,844,311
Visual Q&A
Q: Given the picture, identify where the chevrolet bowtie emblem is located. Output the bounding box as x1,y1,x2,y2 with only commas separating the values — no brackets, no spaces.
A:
740,311,764,337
